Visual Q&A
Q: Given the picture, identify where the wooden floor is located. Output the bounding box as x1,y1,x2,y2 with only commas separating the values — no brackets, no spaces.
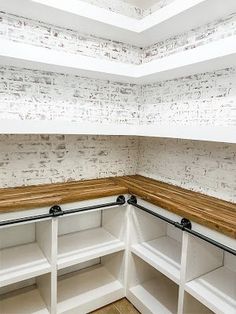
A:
90,298,140,314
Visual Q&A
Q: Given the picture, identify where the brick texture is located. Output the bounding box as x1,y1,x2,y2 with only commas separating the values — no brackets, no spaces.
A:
137,137,236,202
0,135,138,187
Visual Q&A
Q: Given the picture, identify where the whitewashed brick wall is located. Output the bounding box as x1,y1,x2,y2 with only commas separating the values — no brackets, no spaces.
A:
142,13,236,62
0,66,140,125
1,11,236,66
141,68,236,126
137,137,236,202
0,135,138,187
0,12,142,65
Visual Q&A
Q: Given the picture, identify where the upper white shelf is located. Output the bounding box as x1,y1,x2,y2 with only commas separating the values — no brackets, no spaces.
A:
0,36,236,84
0,120,236,144
0,0,236,46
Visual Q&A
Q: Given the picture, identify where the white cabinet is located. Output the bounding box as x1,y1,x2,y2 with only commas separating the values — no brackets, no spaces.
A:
0,196,235,314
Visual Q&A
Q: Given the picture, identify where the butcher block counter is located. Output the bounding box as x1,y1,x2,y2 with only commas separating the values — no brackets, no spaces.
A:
0,175,235,239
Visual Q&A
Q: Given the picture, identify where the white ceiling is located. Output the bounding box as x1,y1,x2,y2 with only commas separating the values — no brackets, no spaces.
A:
120,0,160,9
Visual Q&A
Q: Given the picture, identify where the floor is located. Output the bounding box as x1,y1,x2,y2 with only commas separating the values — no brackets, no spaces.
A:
90,298,140,314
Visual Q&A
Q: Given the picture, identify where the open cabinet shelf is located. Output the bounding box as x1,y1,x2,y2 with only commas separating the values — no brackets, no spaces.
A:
0,286,50,314
58,226,125,269
57,205,126,270
184,235,236,314
132,236,182,284
130,205,182,283
0,221,52,288
0,272,51,314
185,266,236,314
57,251,125,313
0,242,51,288
127,254,179,314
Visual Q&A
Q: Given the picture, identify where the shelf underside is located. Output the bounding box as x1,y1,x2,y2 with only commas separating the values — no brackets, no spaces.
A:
0,242,51,287
185,266,236,314
58,227,125,269
132,236,181,283
57,265,124,313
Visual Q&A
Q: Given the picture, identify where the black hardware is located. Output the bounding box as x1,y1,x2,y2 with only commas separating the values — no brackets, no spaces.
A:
0,212,53,227
180,218,192,230
0,195,126,227
128,196,236,256
49,205,63,217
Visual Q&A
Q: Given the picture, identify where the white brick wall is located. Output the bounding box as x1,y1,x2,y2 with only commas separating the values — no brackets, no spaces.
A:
0,12,142,65
142,13,236,62
0,9,235,205
1,11,236,66
137,137,236,202
0,66,140,125
0,135,138,187
141,68,236,126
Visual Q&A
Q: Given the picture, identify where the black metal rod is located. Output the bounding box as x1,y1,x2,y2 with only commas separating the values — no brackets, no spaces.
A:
0,212,53,227
0,195,126,227
128,196,236,256
184,228,236,256
62,195,126,215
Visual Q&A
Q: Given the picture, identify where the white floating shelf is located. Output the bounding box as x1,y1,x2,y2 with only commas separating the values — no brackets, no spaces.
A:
0,120,236,144
57,227,125,269
185,266,236,314
0,0,236,46
0,36,236,83
132,236,181,284
0,287,49,314
128,276,179,314
0,242,51,287
57,265,124,313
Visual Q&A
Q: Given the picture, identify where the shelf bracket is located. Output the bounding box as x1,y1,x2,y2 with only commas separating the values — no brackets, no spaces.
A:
49,205,64,217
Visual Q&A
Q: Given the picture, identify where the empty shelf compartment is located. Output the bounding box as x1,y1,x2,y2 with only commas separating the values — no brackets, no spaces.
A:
185,266,236,314
58,227,125,269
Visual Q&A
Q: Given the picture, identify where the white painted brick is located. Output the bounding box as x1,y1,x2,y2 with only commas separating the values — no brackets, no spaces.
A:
141,68,236,126
0,12,142,65
137,137,236,202
142,13,236,62
0,135,138,187
0,66,140,124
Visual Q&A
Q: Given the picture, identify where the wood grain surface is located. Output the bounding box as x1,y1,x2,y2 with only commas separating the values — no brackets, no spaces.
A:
0,175,235,239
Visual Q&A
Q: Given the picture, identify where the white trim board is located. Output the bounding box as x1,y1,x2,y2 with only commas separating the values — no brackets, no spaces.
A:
0,36,236,83
0,0,236,46
0,120,236,144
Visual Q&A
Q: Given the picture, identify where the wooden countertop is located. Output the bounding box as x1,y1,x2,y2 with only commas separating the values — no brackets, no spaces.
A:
0,175,235,239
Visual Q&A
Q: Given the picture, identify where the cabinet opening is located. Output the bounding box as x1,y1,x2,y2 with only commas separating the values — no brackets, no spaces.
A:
127,254,179,314
0,273,51,314
57,206,126,270
0,220,52,288
185,235,236,314
130,207,182,283
57,251,125,313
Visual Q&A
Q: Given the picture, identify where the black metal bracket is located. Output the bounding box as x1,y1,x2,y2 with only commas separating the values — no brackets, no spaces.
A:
127,195,137,205
128,195,236,256
49,205,63,217
181,218,192,230
116,195,126,205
